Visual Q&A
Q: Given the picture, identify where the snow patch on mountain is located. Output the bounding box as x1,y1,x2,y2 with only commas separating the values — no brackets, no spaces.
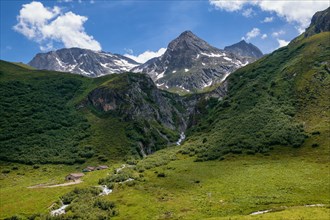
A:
29,48,140,77
200,52,225,57
156,71,165,80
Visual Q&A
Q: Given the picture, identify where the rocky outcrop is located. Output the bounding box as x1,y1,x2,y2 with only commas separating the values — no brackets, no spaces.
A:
84,72,228,155
305,7,330,37
87,73,187,130
85,73,189,154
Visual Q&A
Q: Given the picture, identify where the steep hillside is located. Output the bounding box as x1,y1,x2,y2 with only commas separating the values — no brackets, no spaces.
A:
183,31,330,161
0,62,92,164
0,61,187,165
82,73,189,156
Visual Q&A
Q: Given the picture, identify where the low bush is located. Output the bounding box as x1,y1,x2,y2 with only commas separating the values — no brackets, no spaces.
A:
157,173,166,178
94,199,115,211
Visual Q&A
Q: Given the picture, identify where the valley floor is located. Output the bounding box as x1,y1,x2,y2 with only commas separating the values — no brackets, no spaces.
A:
109,146,329,220
1,141,329,220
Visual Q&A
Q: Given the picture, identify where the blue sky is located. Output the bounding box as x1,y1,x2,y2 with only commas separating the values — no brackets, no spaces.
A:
1,0,329,63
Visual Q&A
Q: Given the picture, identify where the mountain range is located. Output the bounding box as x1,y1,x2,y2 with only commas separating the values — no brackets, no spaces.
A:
2,6,329,163
132,31,257,92
1,6,330,220
29,48,140,77
28,31,262,93
2,6,328,164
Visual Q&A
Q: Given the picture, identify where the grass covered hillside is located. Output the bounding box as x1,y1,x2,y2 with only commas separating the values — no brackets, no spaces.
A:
0,62,92,164
183,32,330,161
0,61,184,165
0,8,329,219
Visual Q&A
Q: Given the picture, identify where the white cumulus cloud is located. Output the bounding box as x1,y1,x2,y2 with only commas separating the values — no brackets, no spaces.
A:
209,0,248,12
277,38,290,48
13,1,101,51
242,28,261,41
262,16,274,23
209,0,329,30
261,34,268,39
124,48,166,63
272,30,285,37
242,8,255,17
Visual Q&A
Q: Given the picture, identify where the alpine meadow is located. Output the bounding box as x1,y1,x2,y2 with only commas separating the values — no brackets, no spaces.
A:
0,1,329,220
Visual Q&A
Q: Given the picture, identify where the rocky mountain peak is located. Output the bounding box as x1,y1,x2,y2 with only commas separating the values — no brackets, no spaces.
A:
132,31,251,92
179,30,195,37
305,7,330,37
28,48,140,77
167,30,218,54
224,40,263,59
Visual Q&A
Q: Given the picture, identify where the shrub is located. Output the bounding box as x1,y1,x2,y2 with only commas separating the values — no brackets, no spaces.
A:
98,155,108,162
79,149,94,158
4,215,24,220
246,150,256,155
312,143,320,148
157,173,166,178
94,199,115,211
311,131,321,135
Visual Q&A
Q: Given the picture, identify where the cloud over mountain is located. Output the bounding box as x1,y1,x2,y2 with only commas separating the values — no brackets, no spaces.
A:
124,48,166,63
242,28,261,41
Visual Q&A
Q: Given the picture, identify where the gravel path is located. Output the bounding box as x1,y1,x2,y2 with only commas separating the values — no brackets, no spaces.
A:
28,179,82,188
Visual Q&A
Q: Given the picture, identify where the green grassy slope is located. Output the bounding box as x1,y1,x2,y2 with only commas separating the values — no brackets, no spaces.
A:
183,32,330,161
0,61,141,165
11,62,36,70
0,31,329,220
0,61,91,164
106,146,329,219
0,60,185,165
95,31,330,219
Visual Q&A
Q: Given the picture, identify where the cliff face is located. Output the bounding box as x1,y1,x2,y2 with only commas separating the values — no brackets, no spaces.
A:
305,7,330,37
85,73,189,154
85,72,227,155
88,73,187,130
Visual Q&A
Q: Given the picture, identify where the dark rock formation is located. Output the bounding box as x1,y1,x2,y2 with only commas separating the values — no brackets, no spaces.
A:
305,7,330,37
224,40,263,59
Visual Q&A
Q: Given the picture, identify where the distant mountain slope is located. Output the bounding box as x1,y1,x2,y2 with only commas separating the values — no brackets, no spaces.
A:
184,24,330,160
224,40,263,59
28,48,140,77
132,31,252,93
